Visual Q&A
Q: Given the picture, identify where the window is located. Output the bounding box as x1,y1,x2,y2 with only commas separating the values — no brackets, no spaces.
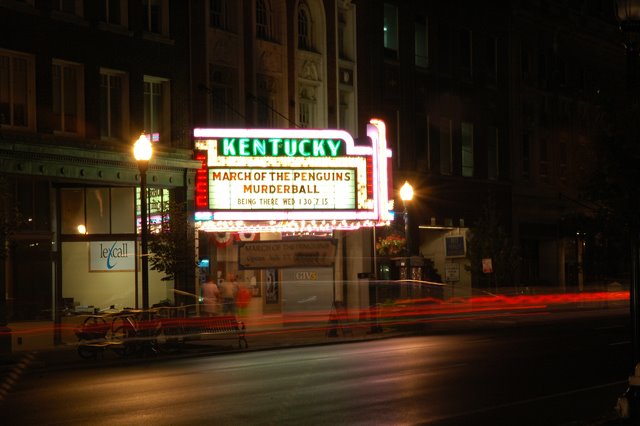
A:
100,69,128,140
256,95,275,127
416,114,428,170
60,188,85,235
460,29,472,78
144,76,170,144
299,102,311,128
61,187,135,235
487,127,499,180
338,90,355,134
86,188,111,234
143,0,168,35
210,0,224,29
337,6,355,61
256,0,272,40
99,0,125,25
431,118,452,175
414,17,428,67
52,60,83,134
257,74,277,127
54,0,80,15
298,5,311,50
383,3,398,59
0,49,35,129
461,122,474,177
209,65,237,126
298,86,316,128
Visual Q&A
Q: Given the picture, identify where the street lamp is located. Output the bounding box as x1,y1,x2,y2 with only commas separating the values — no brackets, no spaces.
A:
133,133,152,311
400,181,414,256
615,1,640,420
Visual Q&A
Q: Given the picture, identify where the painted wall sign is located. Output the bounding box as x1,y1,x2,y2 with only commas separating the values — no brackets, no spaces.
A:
237,239,338,269
193,120,394,232
89,241,135,272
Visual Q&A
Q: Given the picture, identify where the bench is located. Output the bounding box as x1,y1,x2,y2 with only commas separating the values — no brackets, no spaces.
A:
74,316,127,359
160,315,248,349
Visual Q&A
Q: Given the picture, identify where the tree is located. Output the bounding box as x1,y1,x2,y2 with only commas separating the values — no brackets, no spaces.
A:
148,199,197,291
465,197,520,290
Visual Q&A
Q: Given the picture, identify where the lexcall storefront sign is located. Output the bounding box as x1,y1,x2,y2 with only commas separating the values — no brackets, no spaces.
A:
89,241,135,272
193,119,394,232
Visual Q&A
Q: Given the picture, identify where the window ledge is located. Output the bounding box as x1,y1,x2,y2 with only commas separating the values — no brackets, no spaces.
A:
97,22,132,37
142,32,175,45
0,0,36,13
50,11,89,27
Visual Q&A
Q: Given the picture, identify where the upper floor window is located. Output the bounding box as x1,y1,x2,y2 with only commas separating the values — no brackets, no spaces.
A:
0,49,35,130
383,3,398,59
415,16,428,68
256,0,272,40
52,60,84,135
429,117,452,175
54,0,82,15
100,69,129,140
143,76,170,144
461,122,474,177
338,90,355,134
298,85,316,128
143,0,169,36
99,0,126,26
210,0,229,30
337,3,355,61
209,64,238,127
298,5,311,50
257,74,278,128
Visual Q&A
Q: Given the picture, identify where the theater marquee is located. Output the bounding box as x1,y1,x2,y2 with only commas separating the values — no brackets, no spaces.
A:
193,119,394,232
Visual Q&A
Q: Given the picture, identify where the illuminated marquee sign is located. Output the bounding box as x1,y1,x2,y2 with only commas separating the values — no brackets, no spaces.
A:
193,119,393,232
209,168,356,210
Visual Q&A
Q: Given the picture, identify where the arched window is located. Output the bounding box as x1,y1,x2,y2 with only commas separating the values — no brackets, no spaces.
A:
256,0,271,40
298,5,311,50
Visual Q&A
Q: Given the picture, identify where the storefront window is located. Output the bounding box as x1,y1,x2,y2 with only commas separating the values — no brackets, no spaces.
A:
111,187,134,233
61,187,135,235
86,188,110,234
60,188,85,234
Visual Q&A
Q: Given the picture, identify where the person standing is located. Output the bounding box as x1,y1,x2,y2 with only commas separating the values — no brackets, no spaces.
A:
236,283,251,317
220,272,238,315
201,275,220,316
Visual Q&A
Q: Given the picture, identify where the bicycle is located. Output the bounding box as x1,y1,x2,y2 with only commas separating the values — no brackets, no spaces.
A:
110,310,163,357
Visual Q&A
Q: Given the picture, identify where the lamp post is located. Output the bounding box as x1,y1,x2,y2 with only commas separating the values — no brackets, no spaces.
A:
615,1,640,420
133,134,152,311
400,181,414,256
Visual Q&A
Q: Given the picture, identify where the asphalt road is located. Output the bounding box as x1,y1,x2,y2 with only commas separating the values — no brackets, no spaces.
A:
0,310,631,425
